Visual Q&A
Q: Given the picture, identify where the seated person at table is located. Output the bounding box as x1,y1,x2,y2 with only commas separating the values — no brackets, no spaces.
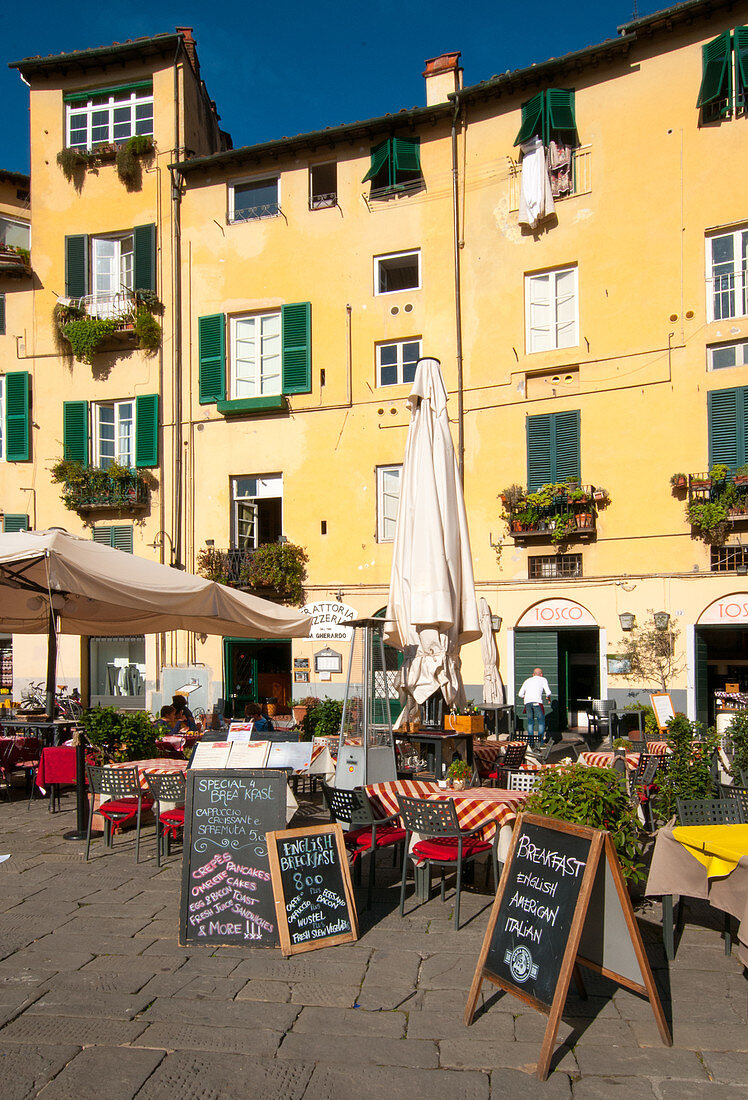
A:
172,694,198,732
153,705,185,734
244,702,274,732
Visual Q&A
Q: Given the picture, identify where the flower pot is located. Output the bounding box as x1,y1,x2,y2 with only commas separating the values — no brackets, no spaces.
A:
576,513,593,528
445,714,484,734
292,705,308,724
450,778,466,791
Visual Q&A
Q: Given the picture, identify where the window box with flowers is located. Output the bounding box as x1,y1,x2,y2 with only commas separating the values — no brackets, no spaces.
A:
196,541,308,605
51,459,152,514
500,480,605,546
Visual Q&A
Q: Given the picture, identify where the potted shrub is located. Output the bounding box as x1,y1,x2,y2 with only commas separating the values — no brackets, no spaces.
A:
709,463,730,487
245,541,309,605
669,473,687,491
300,697,343,742
735,465,748,487
524,763,646,883
446,758,472,790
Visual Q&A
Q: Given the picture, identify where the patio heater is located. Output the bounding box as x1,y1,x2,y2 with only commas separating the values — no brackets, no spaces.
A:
334,618,398,789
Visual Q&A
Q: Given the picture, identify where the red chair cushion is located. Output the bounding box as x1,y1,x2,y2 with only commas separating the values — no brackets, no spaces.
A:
99,797,153,818
412,836,491,862
160,809,185,825
350,825,406,850
343,826,372,850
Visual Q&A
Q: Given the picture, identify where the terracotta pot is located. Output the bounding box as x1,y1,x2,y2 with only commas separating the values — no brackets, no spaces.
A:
292,705,308,723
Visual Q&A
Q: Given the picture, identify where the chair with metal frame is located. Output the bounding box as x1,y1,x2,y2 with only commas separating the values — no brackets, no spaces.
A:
505,770,540,793
322,782,405,909
585,700,614,747
718,784,748,823
486,741,528,788
396,792,500,930
144,771,187,866
85,765,153,862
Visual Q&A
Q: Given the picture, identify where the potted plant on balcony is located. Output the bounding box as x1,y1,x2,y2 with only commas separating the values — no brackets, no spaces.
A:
687,499,730,543
242,542,309,605
670,473,687,491
709,463,731,489
735,465,748,487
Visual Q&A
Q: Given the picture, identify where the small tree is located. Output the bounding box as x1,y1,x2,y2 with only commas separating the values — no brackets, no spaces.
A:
619,618,684,692
653,714,717,821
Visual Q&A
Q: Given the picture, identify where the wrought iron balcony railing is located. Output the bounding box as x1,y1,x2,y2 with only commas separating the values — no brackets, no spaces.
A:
62,472,149,512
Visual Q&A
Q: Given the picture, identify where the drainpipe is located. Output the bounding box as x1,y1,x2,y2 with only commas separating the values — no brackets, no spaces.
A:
172,43,184,568
451,94,465,485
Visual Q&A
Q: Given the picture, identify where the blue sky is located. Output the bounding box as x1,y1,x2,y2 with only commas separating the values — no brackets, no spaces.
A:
2,1,655,174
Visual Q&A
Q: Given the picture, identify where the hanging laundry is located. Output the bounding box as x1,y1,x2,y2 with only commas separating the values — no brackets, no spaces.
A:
548,140,573,197
518,135,555,229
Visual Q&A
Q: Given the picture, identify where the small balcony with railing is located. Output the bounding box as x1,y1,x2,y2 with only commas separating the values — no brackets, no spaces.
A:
503,482,605,546
686,468,748,526
52,462,151,515
509,144,592,213
55,288,162,364
196,541,308,605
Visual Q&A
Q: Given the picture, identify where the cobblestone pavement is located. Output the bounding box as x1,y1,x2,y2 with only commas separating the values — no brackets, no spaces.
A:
0,785,746,1099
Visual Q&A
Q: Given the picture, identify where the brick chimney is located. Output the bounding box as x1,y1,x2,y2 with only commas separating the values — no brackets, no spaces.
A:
423,52,462,106
176,27,199,78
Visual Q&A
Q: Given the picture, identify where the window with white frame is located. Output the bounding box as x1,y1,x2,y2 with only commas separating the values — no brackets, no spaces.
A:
90,233,134,316
707,228,748,321
376,338,422,386
231,475,282,550
228,177,280,223
525,266,578,353
65,84,153,150
0,216,30,251
93,400,134,469
374,250,421,294
230,312,282,399
377,465,402,542
708,340,748,370
0,376,4,462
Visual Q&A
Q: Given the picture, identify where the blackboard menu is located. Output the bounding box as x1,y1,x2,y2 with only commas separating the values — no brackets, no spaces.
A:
484,818,592,1007
179,769,288,948
267,823,358,956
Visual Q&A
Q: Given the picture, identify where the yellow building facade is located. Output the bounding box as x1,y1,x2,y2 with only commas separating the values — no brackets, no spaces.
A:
3,2,748,729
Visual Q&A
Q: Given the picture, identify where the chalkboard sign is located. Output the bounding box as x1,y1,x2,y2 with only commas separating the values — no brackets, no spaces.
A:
465,813,671,1081
483,819,592,1008
266,823,358,956
179,769,288,949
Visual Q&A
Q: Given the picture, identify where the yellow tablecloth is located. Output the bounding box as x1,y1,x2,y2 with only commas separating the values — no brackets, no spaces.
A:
671,824,748,880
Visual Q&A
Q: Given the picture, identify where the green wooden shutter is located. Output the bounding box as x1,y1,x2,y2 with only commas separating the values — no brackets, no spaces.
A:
546,89,576,134
135,393,159,467
133,224,156,293
697,30,732,109
65,235,89,298
0,293,5,335
392,136,421,173
198,314,226,404
281,302,311,395
514,630,559,734
527,414,553,490
3,514,29,532
362,139,391,183
93,526,133,552
735,27,748,95
514,91,545,146
63,400,89,463
708,386,747,468
552,410,581,482
5,371,30,462
694,628,709,729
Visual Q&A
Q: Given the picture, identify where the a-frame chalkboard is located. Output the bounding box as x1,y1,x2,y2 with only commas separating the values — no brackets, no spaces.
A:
179,769,288,949
266,823,359,956
465,813,671,1081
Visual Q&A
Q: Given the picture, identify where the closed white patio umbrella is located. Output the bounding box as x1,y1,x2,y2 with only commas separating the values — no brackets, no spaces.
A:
479,597,505,705
384,358,481,726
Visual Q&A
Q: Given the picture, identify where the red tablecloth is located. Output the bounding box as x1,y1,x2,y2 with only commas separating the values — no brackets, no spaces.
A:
0,736,41,778
35,746,77,788
156,734,201,754
365,779,526,840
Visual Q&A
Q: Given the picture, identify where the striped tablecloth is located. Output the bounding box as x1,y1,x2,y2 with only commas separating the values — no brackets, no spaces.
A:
578,751,641,770
365,779,526,840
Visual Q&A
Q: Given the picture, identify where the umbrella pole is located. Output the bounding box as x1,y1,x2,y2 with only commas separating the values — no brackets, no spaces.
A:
45,608,57,723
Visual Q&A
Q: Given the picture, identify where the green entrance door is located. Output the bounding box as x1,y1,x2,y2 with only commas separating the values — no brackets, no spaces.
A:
514,628,600,734
514,630,560,734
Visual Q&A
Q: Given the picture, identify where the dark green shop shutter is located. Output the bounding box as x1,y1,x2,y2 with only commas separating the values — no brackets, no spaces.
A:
697,30,732,109
708,386,748,468
514,91,545,146
3,514,29,532
135,393,158,467
65,235,89,298
546,89,576,134
362,139,391,183
198,314,226,404
514,630,560,734
5,371,30,462
392,136,421,173
63,400,88,463
281,302,311,395
133,224,156,293
553,410,581,483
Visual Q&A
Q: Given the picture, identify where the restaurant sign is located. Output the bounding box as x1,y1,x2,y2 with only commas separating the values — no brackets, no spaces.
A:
698,594,748,625
517,599,597,629
301,601,357,641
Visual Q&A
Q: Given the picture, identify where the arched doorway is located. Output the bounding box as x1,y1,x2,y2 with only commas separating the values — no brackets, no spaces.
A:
513,599,599,734
693,594,748,728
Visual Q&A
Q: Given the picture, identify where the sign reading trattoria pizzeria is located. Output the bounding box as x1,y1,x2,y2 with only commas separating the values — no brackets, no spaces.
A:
300,601,357,641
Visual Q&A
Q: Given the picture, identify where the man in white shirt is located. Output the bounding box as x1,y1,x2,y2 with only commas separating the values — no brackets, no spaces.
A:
517,667,552,747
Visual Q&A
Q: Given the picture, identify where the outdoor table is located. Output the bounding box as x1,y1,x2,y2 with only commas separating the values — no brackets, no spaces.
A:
578,750,641,770
0,719,80,747
647,824,748,966
156,733,202,755
35,745,78,812
398,729,474,780
611,708,646,740
366,778,526,900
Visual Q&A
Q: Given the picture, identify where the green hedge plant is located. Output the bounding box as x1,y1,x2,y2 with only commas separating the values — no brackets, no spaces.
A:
653,714,717,821
79,706,158,763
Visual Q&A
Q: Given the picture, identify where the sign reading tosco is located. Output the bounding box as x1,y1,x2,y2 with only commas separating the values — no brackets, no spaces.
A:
301,602,357,641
